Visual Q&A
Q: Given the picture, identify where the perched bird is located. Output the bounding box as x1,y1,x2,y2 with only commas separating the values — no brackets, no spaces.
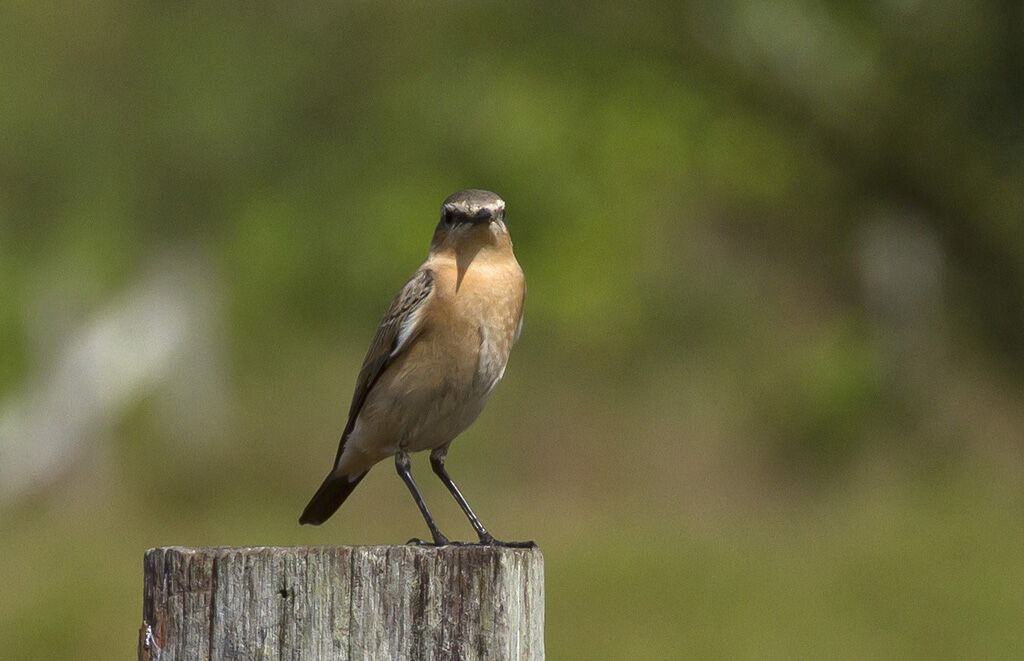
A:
299,189,526,546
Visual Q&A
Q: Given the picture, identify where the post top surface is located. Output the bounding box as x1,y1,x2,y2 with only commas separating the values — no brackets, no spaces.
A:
145,544,541,558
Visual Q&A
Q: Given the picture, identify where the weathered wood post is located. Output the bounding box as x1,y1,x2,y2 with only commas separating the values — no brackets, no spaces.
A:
139,545,543,660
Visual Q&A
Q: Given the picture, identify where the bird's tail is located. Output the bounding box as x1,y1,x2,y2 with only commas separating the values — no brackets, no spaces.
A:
299,470,369,525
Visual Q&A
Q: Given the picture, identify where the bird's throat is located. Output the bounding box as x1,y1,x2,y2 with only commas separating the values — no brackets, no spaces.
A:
455,242,484,292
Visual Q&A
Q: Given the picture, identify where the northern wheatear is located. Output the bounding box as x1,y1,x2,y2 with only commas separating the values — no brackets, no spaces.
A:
299,189,526,546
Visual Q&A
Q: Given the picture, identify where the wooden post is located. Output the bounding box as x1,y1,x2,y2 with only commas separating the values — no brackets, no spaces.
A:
139,545,544,660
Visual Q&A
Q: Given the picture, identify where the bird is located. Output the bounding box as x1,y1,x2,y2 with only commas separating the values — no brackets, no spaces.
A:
299,189,527,546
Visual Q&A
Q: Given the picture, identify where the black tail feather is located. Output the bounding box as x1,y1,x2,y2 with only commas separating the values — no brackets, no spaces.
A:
299,470,369,525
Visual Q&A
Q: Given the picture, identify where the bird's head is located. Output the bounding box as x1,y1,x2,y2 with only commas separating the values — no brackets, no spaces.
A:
430,189,510,255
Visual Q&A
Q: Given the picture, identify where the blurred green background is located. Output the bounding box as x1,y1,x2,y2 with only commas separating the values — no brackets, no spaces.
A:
2,2,1023,658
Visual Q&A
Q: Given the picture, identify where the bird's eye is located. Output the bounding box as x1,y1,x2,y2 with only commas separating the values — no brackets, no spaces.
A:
442,209,454,225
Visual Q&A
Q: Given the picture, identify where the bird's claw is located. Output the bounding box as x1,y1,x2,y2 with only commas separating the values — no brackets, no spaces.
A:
474,532,536,547
406,536,536,548
405,536,454,547
479,537,536,548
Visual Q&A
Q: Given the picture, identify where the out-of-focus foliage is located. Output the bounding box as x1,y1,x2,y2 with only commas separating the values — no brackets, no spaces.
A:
1,1,1022,658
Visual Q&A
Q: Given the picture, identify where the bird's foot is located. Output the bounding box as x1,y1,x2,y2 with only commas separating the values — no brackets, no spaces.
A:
498,540,538,548
476,533,537,548
406,535,536,548
405,534,455,547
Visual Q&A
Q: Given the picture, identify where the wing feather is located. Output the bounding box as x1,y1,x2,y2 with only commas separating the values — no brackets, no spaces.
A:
332,268,434,466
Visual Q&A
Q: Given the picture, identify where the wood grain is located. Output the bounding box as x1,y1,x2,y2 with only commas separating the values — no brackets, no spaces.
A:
139,545,543,660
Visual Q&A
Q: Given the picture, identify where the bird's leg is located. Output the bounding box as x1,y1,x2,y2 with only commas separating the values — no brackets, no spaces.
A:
395,451,450,546
429,447,497,544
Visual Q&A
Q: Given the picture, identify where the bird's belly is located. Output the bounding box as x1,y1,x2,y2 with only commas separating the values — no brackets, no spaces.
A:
354,330,502,455
339,386,482,474
400,388,487,453
353,384,487,459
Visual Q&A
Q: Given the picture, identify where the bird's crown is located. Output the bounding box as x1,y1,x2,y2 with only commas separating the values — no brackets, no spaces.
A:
442,189,505,220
